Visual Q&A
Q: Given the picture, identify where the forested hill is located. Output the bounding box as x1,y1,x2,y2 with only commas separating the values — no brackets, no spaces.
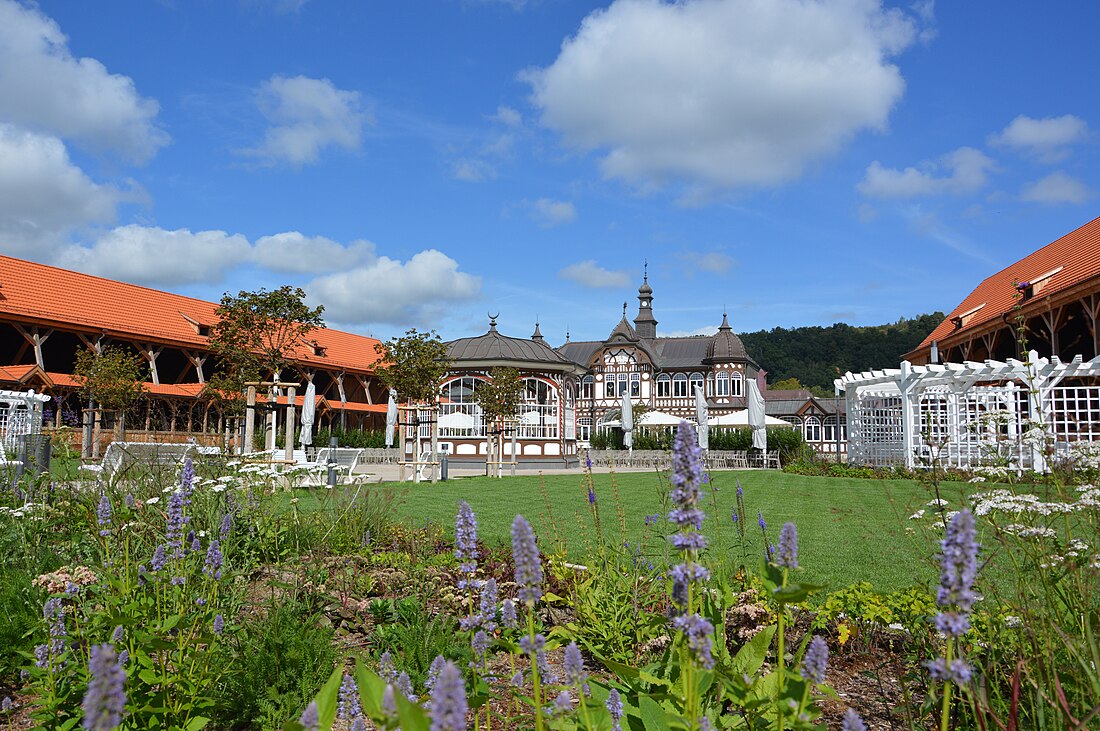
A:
739,313,945,396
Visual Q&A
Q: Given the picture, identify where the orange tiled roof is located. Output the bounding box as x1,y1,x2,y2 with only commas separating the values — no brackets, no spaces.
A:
0,364,40,384
0,255,383,373
915,216,1100,353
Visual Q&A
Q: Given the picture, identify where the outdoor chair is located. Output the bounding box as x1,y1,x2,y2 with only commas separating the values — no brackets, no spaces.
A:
80,442,198,485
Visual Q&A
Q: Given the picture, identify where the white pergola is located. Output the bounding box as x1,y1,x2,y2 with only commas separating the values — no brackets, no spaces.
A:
835,351,1100,472
0,389,51,454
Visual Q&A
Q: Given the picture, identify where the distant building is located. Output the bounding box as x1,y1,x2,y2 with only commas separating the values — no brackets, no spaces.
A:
906,215,1100,365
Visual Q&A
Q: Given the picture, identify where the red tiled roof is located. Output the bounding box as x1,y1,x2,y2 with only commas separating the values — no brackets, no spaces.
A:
0,255,383,373
915,216,1100,352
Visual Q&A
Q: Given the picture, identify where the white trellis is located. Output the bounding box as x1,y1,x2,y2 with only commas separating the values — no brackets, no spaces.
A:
835,351,1100,472
0,389,51,455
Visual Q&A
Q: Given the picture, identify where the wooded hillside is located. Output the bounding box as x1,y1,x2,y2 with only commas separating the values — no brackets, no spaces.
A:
740,313,944,396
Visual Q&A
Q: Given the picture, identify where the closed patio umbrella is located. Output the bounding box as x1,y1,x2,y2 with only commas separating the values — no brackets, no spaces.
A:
621,388,633,452
694,385,709,450
385,388,398,448
299,380,316,447
747,378,767,450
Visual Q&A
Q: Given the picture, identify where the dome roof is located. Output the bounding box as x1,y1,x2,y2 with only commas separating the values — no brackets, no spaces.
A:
706,313,747,361
638,280,653,296
447,318,578,371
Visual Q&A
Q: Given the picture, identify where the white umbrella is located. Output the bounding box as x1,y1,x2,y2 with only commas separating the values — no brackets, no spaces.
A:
385,388,398,448
439,410,478,429
299,380,316,447
694,385,709,450
636,409,683,426
621,388,633,452
747,378,768,450
708,410,792,427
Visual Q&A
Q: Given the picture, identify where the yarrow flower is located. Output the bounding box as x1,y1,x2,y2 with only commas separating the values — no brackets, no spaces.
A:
429,659,467,731
800,635,828,684
512,515,542,606
775,522,798,569
82,644,126,731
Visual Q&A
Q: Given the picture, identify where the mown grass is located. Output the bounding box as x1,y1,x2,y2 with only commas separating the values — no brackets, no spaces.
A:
303,469,987,594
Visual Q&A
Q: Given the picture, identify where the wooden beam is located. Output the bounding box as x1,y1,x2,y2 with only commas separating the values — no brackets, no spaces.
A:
14,324,53,369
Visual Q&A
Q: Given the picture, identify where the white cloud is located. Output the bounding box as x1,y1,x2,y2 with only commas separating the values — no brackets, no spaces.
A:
990,115,1089,163
0,124,124,258
858,147,995,198
252,232,376,273
558,260,630,289
525,0,921,191
241,75,368,166
451,158,497,182
530,198,576,227
664,326,719,337
684,251,735,274
308,250,481,326
1020,172,1092,205
0,0,167,163
56,225,252,286
492,105,522,127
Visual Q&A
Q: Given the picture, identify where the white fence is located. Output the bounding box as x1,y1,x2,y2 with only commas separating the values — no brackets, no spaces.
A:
838,352,1100,472
0,389,51,454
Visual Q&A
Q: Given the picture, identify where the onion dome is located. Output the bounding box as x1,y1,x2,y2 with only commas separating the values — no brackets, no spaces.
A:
706,312,747,362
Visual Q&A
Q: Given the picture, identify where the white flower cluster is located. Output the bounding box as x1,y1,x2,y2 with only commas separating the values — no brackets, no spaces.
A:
999,523,1056,538
970,489,1083,517
0,502,41,519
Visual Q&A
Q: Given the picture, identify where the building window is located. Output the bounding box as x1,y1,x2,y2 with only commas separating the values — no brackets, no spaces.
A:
824,416,846,442
581,375,594,400
656,373,671,398
605,376,615,399
690,372,704,396
578,417,593,442
519,378,559,439
804,416,822,442
716,371,730,396
438,377,486,437
630,373,640,397
673,373,688,397
706,374,714,397
619,373,629,398
731,372,743,397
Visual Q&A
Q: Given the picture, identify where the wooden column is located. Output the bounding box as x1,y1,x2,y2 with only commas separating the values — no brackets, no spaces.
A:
284,385,297,465
244,386,257,455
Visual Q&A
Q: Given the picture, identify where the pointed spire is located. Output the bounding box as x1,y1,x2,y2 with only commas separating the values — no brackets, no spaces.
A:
719,308,731,331
565,327,570,343
532,319,544,342
622,301,628,319
643,258,648,283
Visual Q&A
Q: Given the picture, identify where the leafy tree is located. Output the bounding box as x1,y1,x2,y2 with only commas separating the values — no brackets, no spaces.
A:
769,377,805,391
373,329,451,405
208,286,326,388
472,367,524,429
73,345,147,439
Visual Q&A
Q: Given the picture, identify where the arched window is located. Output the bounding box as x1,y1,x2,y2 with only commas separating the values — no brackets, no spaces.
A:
804,416,822,442
673,373,688,397
716,371,730,396
824,416,847,442
441,376,484,403
689,372,704,396
656,373,671,398
604,376,615,399
581,375,594,400
519,378,559,439
438,377,487,437
731,372,743,397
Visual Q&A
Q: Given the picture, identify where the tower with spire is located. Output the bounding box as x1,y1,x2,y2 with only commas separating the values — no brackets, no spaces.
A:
633,262,658,339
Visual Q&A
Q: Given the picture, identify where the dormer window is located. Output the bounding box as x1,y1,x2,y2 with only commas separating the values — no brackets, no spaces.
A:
951,303,986,330
311,342,326,357
180,312,213,338
1017,266,1062,301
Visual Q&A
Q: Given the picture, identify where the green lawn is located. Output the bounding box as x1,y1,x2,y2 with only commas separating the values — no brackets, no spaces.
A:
339,470,981,594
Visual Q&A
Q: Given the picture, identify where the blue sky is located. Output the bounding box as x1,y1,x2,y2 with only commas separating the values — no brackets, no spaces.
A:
1,0,1097,344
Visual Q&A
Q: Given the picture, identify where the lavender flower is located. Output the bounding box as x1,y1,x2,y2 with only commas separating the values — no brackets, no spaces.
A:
563,642,586,687
426,655,446,694
472,630,489,660
552,690,572,714
670,532,708,551
512,515,542,606
800,635,828,684
934,612,971,637
203,540,223,579
454,500,479,575
776,522,798,569
165,491,187,559
396,671,415,701
180,458,195,502
338,673,363,721
645,513,662,525
670,421,704,500
510,671,524,687
2,697,12,713
97,493,112,537
841,708,867,731
379,651,397,683
124,493,134,510
757,511,766,530
82,644,126,731
584,451,592,469
672,614,715,669
429,660,467,731
111,625,125,644
925,657,972,686
479,578,498,631
190,535,201,554
606,688,623,731
501,598,517,630
937,508,979,613
116,650,128,667
150,545,166,572
730,507,739,523
213,614,224,635
382,684,397,715
299,701,319,731
587,486,597,504
219,511,233,539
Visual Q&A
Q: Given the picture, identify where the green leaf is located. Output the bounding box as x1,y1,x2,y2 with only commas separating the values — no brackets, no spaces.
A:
183,716,210,730
161,614,181,632
772,582,825,604
354,664,387,719
314,666,344,730
729,625,775,678
396,693,430,731
638,694,673,731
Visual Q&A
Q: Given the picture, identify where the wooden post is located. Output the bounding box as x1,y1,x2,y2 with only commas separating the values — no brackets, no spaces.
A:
430,400,439,484
284,385,297,465
244,386,257,455
92,408,102,458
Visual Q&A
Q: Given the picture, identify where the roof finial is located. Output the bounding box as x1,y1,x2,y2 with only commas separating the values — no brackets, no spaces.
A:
488,312,499,333
532,317,544,342
565,326,570,343
643,258,648,283
622,301,628,318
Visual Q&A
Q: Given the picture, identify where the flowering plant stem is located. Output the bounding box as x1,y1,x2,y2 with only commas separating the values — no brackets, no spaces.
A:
777,567,787,731
939,639,954,731
525,610,545,731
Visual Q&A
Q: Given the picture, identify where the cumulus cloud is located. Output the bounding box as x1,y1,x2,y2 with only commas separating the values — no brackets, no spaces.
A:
990,114,1089,163
525,0,923,191
56,225,252,286
0,0,167,163
529,198,576,227
858,147,995,198
252,232,376,273
241,75,369,166
1020,172,1092,205
308,250,481,326
0,125,125,258
558,260,631,289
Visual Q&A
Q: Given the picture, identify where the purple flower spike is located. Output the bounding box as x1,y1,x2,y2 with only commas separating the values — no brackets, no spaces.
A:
96,493,112,537
800,635,828,684
454,500,479,575
606,688,623,731
203,540,223,579
429,659,467,731
300,701,320,731
512,515,543,606
587,486,597,504
672,614,715,670
937,508,978,612
501,598,517,629
213,614,224,635
338,673,363,721
841,709,866,731
776,522,798,569
563,641,586,686
82,644,126,731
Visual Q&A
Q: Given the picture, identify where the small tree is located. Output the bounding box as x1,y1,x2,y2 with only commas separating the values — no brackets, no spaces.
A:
473,368,525,474
73,345,147,440
373,329,451,405
208,286,326,386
